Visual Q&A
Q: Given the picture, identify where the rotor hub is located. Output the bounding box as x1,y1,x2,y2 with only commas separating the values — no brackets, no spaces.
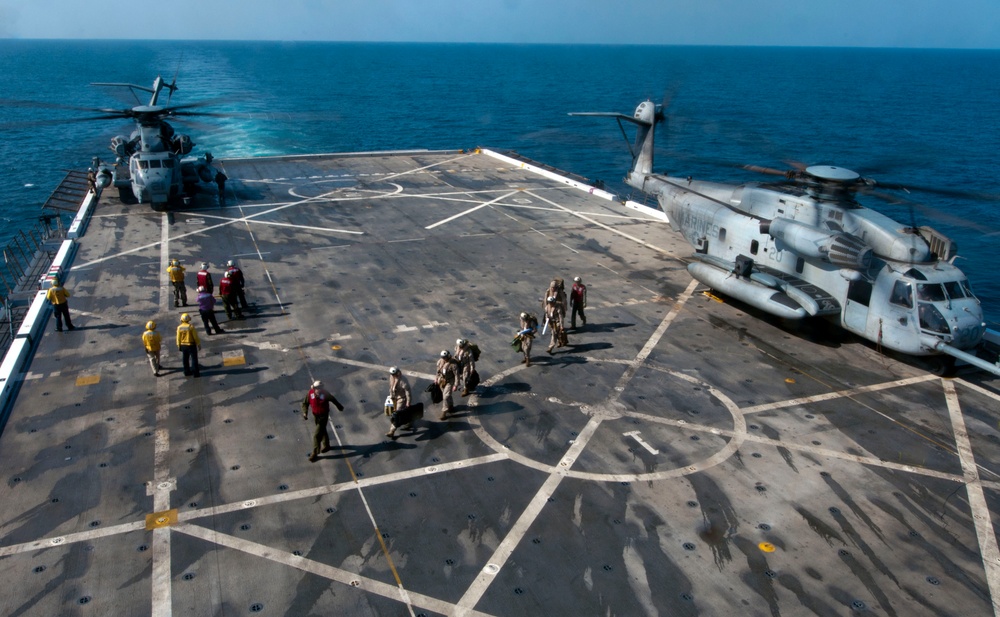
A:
804,165,860,182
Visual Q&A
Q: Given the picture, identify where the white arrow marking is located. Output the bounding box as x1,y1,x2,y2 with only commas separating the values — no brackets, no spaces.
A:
623,431,659,455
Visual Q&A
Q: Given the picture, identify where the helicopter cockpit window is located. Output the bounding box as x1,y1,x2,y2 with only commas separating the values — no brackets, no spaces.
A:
918,302,949,334
890,280,913,308
162,159,175,168
943,281,966,299
149,160,162,168
138,160,149,170
916,283,946,303
961,279,978,300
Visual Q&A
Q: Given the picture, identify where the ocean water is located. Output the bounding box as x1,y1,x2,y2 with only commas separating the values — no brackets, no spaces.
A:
1,40,998,323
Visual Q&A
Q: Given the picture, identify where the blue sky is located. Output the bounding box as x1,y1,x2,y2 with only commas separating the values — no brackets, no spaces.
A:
1,0,998,48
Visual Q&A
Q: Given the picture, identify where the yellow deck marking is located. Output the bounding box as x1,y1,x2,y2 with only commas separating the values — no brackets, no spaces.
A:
759,542,776,553
221,350,246,366
145,509,178,530
75,374,100,386
702,291,724,303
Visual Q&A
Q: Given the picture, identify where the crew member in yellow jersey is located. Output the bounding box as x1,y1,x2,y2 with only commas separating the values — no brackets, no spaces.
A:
176,313,201,377
167,259,188,307
45,277,75,332
142,321,162,376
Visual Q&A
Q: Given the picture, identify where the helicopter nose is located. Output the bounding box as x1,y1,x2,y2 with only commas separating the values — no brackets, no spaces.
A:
949,308,986,349
145,169,171,200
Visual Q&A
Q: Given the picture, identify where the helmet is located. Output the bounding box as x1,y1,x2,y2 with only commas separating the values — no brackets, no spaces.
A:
226,260,235,267
574,276,582,283
146,321,156,331
440,350,450,358
456,338,466,347
312,380,323,388
224,271,231,278
547,296,556,303
197,286,206,293
201,262,209,269
180,313,191,323
520,312,527,319
170,259,179,266
389,366,399,375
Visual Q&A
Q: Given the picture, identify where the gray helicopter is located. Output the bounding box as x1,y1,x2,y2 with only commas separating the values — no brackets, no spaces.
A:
2,75,220,207
87,75,218,206
573,100,1000,376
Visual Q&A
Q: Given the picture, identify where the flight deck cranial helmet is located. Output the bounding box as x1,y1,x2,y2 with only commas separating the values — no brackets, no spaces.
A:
312,380,323,389
389,367,399,375
520,312,527,319
198,286,206,293
180,313,191,323
170,259,178,266
456,338,466,347
226,260,234,267
202,262,209,269
146,321,156,331
547,296,556,303
574,276,582,283
440,350,450,358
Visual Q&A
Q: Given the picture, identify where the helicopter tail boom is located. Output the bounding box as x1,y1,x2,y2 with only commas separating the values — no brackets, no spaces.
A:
570,100,660,177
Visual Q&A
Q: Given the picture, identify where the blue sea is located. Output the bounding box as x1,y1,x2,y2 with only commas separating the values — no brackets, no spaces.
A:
1,41,998,324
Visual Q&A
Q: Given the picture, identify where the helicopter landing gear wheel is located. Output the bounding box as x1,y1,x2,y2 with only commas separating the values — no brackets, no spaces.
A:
930,355,957,377
118,185,135,203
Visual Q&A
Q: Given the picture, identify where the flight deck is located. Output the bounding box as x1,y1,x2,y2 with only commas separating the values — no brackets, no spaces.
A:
1,148,999,616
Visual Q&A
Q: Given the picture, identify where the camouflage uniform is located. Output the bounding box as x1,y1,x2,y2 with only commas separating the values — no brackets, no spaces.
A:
385,370,413,438
518,313,536,366
454,340,476,396
436,355,459,419
545,299,567,354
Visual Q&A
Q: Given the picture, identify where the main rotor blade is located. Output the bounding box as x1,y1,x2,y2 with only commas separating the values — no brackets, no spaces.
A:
743,164,798,178
0,113,130,130
0,98,129,115
864,189,998,234
861,179,1000,202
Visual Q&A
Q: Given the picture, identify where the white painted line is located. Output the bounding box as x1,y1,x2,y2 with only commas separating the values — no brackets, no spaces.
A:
743,374,939,414
954,378,1000,403
151,329,174,617
177,454,507,523
453,472,565,616
623,430,659,455
944,379,1000,616
173,524,494,617
609,279,699,401
330,357,435,381
425,190,521,230
151,527,172,617
0,521,148,557
523,189,682,260
161,214,171,311
395,325,418,333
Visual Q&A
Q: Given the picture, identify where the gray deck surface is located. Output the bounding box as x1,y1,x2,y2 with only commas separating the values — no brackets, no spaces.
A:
1,149,999,616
